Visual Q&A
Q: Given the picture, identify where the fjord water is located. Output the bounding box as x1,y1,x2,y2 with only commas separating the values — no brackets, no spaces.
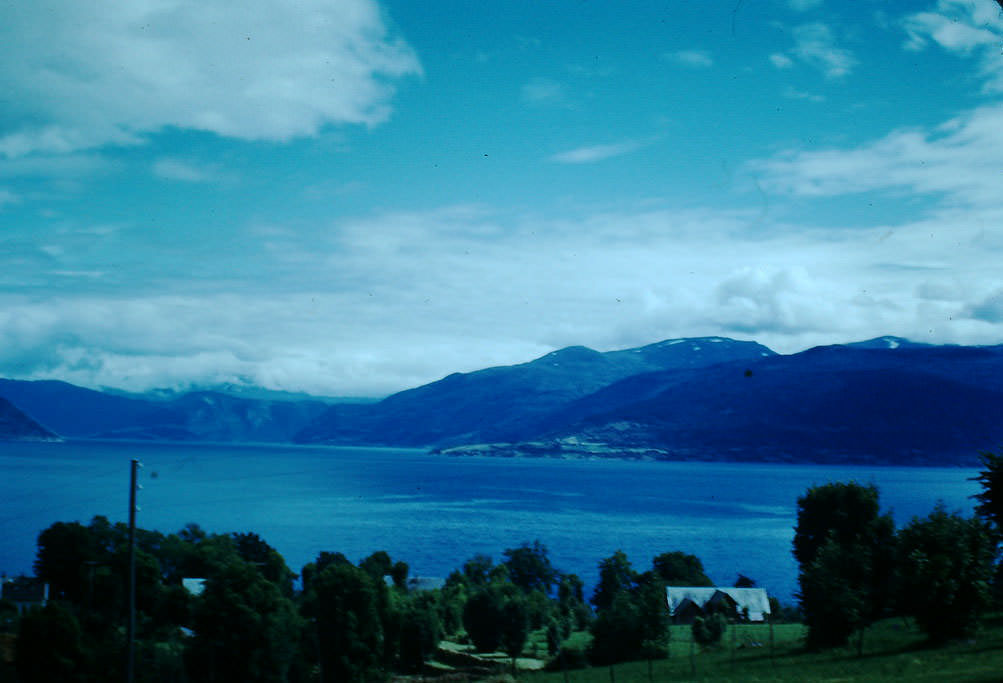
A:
0,440,980,600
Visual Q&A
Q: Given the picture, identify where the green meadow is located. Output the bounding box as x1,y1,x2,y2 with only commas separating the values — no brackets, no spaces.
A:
521,615,1003,682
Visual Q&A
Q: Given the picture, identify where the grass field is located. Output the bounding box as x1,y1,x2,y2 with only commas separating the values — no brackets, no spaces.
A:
520,614,1003,682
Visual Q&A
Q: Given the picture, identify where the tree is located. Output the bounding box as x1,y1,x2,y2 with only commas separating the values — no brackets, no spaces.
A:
359,550,393,581
300,551,351,593
588,550,670,665
232,532,296,596
503,540,557,594
793,482,896,649
301,562,384,682
591,550,635,612
798,537,871,649
187,561,302,682
897,504,996,642
397,595,441,673
651,551,712,586
557,573,590,630
390,560,409,590
973,450,1003,534
15,603,84,683
33,521,94,603
588,592,644,665
499,596,529,662
462,587,506,652
461,554,494,587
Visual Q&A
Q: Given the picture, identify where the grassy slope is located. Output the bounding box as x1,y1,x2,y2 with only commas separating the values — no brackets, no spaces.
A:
522,615,1003,682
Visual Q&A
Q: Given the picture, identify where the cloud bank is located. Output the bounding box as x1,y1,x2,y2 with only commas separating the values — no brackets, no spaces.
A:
0,0,421,157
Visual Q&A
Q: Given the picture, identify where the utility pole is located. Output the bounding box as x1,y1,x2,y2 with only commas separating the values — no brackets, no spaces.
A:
126,459,140,683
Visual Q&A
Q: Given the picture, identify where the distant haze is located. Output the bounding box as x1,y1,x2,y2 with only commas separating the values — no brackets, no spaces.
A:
2,1,1002,396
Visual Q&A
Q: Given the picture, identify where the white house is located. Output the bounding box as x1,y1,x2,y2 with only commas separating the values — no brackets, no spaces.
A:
666,586,771,623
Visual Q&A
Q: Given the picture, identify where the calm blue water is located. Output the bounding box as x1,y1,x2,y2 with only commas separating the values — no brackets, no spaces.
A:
0,440,981,601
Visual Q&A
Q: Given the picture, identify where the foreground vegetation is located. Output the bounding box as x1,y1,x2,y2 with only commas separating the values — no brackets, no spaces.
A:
2,450,1003,682
528,615,1003,682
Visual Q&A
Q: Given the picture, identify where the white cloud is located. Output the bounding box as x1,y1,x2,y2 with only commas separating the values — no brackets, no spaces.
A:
969,288,1003,322
152,158,220,183
788,22,857,78
782,86,825,102
769,53,795,69
521,77,566,105
904,0,1003,91
0,0,421,157
5,196,1003,394
664,50,714,68
750,102,1003,207
549,140,642,164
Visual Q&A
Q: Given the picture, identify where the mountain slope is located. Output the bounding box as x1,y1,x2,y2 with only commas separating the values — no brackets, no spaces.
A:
483,342,1003,465
295,337,776,447
0,380,330,442
0,397,60,441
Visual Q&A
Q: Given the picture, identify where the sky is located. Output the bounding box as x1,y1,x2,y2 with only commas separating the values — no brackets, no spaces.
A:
2,0,1003,398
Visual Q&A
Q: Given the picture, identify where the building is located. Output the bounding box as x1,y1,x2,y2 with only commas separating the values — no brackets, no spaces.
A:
666,586,771,623
1,576,49,614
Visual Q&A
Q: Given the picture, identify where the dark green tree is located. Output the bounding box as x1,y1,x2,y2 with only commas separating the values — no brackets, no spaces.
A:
300,551,351,593
397,595,441,673
588,592,644,665
359,550,393,581
793,482,896,649
462,586,506,652
897,504,996,642
591,550,635,612
503,540,557,594
15,602,84,683
973,450,1003,534
232,532,295,596
500,595,530,662
187,561,302,682
302,562,384,682
798,537,870,649
390,560,410,590
462,554,494,587
33,521,94,603
651,551,712,586
557,573,590,630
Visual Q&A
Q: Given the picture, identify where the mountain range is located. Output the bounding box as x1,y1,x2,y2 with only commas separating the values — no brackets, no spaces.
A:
2,335,1001,466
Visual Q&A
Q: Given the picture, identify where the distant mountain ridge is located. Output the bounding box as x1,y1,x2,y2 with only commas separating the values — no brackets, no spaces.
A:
0,380,330,443
4,335,1002,466
435,339,1003,466
294,337,776,447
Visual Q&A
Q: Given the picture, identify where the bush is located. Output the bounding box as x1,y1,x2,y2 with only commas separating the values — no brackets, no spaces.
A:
545,643,589,671
692,614,727,647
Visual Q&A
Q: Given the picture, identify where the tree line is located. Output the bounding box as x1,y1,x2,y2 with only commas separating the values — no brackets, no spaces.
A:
1,515,728,682
3,450,1003,681
794,450,1003,650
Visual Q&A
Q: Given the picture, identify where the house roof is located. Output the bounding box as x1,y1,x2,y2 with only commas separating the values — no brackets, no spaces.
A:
1,577,48,603
666,586,771,621
182,578,207,596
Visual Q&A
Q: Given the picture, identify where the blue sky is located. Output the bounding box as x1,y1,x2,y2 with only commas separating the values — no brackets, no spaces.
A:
2,0,1003,397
